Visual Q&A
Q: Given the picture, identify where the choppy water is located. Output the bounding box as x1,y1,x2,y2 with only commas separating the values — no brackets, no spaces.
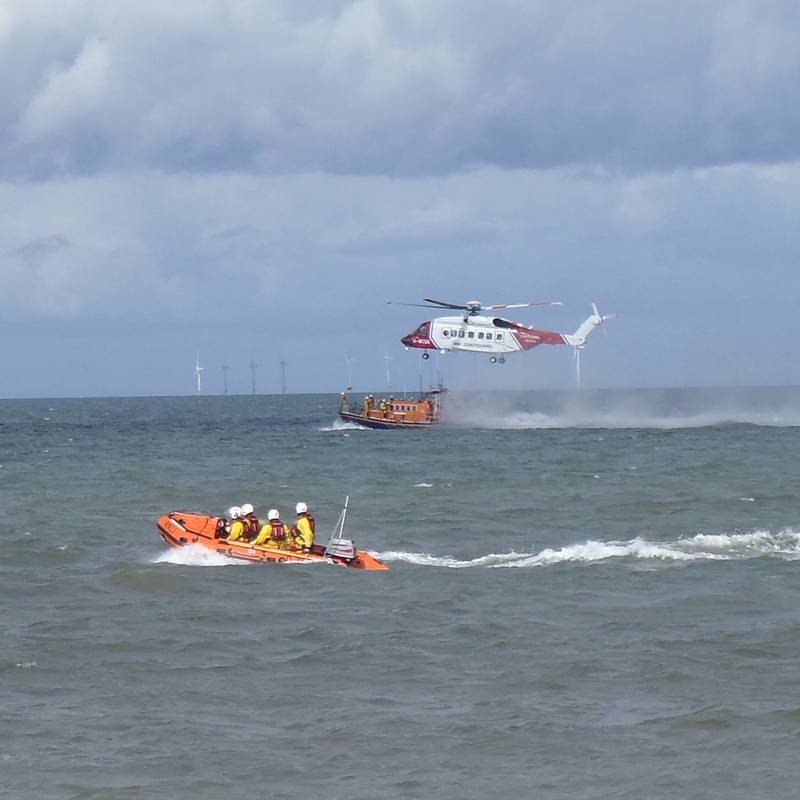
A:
2,388,800,799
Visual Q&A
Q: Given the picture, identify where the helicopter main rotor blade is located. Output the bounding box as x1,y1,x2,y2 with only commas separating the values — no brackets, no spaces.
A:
386,301,456,310
483,301,563,311
423,298,470,310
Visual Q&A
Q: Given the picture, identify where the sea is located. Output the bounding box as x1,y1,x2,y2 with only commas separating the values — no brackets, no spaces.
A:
2,387,800,800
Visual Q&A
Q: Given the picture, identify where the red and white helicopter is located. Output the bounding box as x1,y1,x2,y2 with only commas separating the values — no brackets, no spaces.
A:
392,298,614,373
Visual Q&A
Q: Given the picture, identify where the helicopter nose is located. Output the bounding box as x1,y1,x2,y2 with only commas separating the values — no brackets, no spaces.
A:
400,333,413,346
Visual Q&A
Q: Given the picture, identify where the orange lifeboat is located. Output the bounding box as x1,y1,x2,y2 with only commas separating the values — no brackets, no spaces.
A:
156,511,389,571
338,386,447,430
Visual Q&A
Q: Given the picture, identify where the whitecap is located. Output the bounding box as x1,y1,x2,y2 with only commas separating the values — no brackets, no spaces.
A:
16,662,37,669
414,482,433,488
319,419,365,432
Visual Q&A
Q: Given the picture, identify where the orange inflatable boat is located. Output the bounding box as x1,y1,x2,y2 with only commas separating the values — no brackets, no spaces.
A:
156,511,389,571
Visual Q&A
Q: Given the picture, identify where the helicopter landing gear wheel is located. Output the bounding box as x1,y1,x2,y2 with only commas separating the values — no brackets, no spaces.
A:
489,356,497,364
499,357,506,364
422,352,430,360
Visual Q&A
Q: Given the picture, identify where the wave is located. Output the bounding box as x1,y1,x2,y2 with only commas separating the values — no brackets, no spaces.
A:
376,528,800,568
152,544,247,567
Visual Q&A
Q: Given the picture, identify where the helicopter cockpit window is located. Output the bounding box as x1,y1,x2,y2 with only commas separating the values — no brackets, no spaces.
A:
415,323,429,335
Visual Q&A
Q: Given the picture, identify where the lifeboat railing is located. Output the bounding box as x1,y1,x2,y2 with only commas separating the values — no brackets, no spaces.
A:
324,495,352,557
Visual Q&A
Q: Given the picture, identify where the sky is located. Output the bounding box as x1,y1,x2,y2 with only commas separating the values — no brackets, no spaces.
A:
1,0,800,397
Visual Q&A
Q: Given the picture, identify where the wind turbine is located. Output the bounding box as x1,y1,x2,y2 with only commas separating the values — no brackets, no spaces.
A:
384,353,392,392
280,360,287,395
195,356,204,395
221,364,229,396
249,357,257,395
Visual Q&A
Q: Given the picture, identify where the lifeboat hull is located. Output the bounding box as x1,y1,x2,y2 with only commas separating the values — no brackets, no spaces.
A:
156,512,389,571
338,411,436,430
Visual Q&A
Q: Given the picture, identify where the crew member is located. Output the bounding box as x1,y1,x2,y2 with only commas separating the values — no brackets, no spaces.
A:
340,392,349,412
225,506,246,542
253,509,290,549
291,501,315,551
240,503,260,541
363,395,374,416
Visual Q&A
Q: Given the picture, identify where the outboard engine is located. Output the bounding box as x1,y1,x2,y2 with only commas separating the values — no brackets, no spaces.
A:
326,538,356,560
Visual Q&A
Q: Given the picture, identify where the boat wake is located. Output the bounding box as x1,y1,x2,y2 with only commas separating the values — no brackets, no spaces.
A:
376,529,800,568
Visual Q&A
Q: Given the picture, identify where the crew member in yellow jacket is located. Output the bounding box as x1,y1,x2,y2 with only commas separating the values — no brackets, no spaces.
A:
253,508,290,549
225,506,246,542
291,502,315,551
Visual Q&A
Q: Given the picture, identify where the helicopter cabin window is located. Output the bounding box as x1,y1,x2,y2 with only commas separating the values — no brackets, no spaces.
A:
485,333,493,340
458,330,465,338
496,333,503,341
478,332,484,339
468,331,475,339
443,329,449,337
450,329,457,337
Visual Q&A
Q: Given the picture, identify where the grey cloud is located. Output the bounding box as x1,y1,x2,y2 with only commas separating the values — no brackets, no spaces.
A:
7,233,70,265
3,1,800,180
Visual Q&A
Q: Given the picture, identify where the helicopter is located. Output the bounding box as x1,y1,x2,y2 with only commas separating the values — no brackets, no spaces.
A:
391,298,614,368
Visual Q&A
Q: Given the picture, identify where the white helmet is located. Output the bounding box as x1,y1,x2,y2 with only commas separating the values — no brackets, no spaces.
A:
241,503,254,515
228,506,242,519
296,501,308,514
267,508,279,521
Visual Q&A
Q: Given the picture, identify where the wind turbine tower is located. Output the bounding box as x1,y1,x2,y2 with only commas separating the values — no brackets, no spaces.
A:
573,346,583,389
249,357,257,395
195,356,204,395
280,360,287,395
221,364,229,396
384,353,392,392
